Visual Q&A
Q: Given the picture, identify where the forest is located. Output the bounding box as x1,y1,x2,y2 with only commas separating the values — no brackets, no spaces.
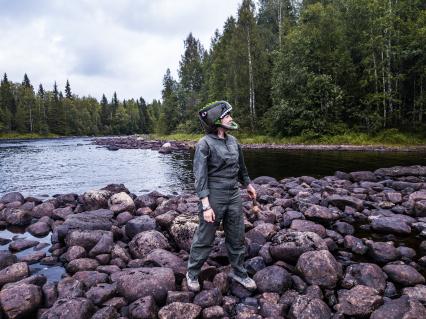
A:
0,0,425,139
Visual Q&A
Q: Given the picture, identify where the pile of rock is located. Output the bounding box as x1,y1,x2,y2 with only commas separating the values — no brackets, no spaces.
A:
0,165,426,318
92,136,192,153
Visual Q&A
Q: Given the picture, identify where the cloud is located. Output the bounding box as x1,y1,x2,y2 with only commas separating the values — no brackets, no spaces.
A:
0,0,240,101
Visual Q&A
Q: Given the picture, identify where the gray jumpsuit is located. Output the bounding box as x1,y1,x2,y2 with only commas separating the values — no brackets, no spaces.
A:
187,133,251,279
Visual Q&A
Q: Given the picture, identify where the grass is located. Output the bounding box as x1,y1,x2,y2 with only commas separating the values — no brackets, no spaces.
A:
0,132,61,140
150,129,426,147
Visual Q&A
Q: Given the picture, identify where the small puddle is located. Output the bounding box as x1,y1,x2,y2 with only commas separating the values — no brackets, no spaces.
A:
0,227,65,282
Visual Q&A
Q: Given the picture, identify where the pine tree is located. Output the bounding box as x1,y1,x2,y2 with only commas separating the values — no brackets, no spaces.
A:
65,79,72,99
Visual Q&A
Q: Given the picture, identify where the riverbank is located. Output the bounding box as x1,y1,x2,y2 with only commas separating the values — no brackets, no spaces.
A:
0,165,426,318
93,134,426,153
0,132,61,140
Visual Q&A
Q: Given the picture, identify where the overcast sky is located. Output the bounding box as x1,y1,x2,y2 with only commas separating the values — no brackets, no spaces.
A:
0,0,240,102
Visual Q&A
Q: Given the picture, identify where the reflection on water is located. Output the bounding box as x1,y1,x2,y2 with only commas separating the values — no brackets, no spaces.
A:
1,137,426,197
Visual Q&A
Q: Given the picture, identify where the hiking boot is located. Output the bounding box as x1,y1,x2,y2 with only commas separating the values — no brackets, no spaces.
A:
229,272,257,291
186,272,200,292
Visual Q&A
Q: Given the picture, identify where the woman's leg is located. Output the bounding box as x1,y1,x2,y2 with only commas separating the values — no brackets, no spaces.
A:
223,189,247,278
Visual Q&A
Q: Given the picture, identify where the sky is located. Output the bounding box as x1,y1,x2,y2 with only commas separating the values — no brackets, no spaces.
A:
0,0,241,102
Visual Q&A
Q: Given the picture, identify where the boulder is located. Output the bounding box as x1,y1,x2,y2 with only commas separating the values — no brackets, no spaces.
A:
193,288,222,308
0,192,24,204
57,277,85,298
269,231,328,263
27,221,51,237
67,258,100,274
112,267,175,303
0,283,42,319
402,285,426,305
89,233,114,257
82,189,112,210
0,251,18,270
65,245,87,262
252,176,278,185
86,283,117,305
143,248,186,278
169,213,199,251
383,264,425,286
253,265,292,293
40,297,95,319
304,205,339,221
129,295,158,319
64,209,113,231
342,263,387,292
370,295,426,319
32,201,56,218
0,262,29,287
327,195,363,211
91,306,119,319
108,192,135,213
52,206,74,220
366,240,400,264
9,239,39,252
2,208,32,226
343,235,368,255
73,271,108,288
158,302,202,319
129,230,170,259
370,217,411,235
350,171,377,182
296,250,342,288
288,295,331,319
336,285,383,317
65,230,112,251
125,215,156,238
290,220,326,238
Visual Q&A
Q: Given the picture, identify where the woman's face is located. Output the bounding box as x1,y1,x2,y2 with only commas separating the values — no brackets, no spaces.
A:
220,114,233,127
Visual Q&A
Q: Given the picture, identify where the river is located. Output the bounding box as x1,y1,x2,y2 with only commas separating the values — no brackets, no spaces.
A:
1,137,426,197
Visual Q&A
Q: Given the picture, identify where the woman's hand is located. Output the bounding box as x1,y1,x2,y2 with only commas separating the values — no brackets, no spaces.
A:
247,183,257,200
203,208,215,223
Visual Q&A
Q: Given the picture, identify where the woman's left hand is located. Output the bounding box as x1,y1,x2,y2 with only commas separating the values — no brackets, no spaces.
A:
247,183,257,200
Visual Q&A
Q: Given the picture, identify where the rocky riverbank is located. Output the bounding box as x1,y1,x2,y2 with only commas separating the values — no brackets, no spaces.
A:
0,166,426,318
92,135,426,153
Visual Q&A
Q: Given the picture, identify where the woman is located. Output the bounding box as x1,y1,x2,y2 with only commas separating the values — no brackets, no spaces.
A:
186,100,257,292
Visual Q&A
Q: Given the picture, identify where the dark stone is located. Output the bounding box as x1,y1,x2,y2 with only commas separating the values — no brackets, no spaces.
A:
193,288,222,308
370,295,426,319
2,208,32,226
343,235,368,255
27,221,51,236
253,265,292,293
335,285,383,317
86,283,117,305
40,297,95,319
383,264,425,286
1,192,25,204
290,219,327,238
128,230,170,259
65,230,112,251
288,295,331,319
371,217,411,235
125,215,156,238
64,209,113,231
366,240,400,264
158,302,202,319
57,277,85,298
128,295,158,319
0,283,42,319
166,291,194,304
296,250,342,288
143,248,186,278
67,258,100,274
42,282,58,308
169,213,199,251
327,195,363,211
91,306,119,319
0,251,17,270
73,271,108,288
0,262,29,287
341,263,387,293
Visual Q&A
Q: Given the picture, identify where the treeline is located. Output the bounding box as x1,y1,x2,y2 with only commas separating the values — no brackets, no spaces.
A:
1,0,425,137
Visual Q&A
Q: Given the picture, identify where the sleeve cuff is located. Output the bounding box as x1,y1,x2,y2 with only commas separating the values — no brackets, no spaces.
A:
242,177,251,187
197,189,210,199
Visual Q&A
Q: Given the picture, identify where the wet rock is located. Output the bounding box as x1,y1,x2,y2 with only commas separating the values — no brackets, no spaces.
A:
108,192,135,213
270,230,328,263
57,277,85,298
0,251,17,270
9,238,39,252
342,263,387,292
288,295,331,319
383,264,425,286
296,250,342,288
64,209,113,231
86,283,117,305
327,195,363,211
129,230,170,259
32,201,56,218
193,288,222,308
134,194,157,210
42,282,58,308
67,258,100,274
350,171,377,182
304,205,339,221
336,285,383,317
65,229,112,251
18,250,46,264
27,221,51,236
143,248,186,278
169,213,199,251
2,208,32,226
112,267,175,303
370,217,411,235
40,297,95,319
73,271,108,288
89,232,114,256
1,192,25,204
290,219,327,238
370,295,426,319
52,206,74,220
0,283,42,319
125,215,157,238
253,265,292,293
0,262,29,287
366,240,400,264
92,306,119,319
158,302,202,319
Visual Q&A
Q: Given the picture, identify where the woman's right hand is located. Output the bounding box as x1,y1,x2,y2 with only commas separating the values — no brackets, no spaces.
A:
203,208,215,223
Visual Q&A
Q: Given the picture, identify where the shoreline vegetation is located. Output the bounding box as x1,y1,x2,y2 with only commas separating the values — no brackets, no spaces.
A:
2,130,426,152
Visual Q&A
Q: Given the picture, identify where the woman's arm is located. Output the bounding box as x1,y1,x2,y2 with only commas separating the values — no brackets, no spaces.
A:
237,143,256,199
